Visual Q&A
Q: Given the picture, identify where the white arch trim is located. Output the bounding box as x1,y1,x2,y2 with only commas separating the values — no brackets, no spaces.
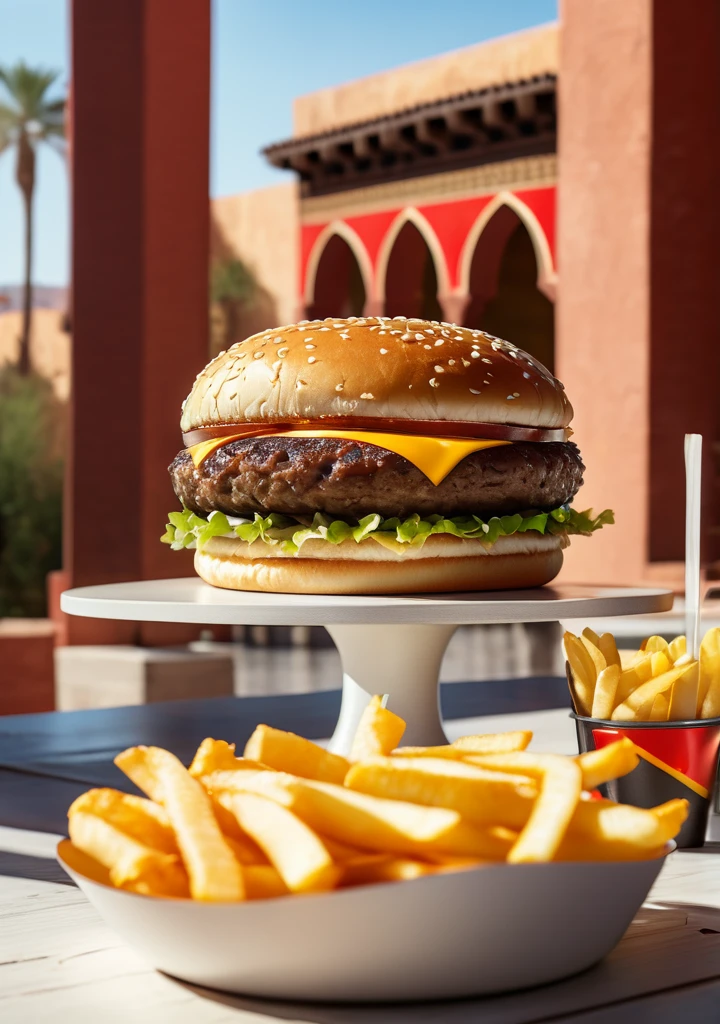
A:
458,191,557,301
375,208,451,302
303,221,375,309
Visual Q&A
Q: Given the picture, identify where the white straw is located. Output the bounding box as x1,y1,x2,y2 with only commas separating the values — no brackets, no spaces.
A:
685,434,703,660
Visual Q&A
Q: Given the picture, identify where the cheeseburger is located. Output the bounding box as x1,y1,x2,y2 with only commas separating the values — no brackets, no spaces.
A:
164,316,612,594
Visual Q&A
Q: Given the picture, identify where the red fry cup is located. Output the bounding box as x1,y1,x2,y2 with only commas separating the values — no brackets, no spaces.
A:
572,713,720,849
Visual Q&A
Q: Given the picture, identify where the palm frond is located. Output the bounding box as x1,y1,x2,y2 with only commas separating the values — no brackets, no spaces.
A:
0,61,63,121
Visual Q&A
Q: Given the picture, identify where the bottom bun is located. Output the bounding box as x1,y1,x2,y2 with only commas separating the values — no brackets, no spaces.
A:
194,536,564,595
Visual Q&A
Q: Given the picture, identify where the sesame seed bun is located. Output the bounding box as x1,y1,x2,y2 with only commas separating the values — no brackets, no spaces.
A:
193,533,566,596
180,316,572,434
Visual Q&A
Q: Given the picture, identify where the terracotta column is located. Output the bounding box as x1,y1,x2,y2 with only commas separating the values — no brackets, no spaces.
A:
67,0,212,643
558,0,720,587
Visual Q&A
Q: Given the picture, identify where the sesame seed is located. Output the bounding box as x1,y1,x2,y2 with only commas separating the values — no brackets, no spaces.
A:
390,330,402,335
507,395,516,400
335,384,344,392
319,327,331,332
273,337,283,343
462,358,471,367
305,343,316,349
523,371,531,378
298,320,310,325
434,339,444,347
484,380,490,384
401,333,413,341
469,388,481,395
277,348,288,357
332,324,344,328
482,358,492,364
429,378,440,388
308,356,317,364
379,348,388,354
513,392,520,397
448,359,456,366
424,344,432,350
415,333,424,341
296,379,307,388
253,351,263,359
434,365,444,373
482,523,490,534
379,330,386,335
360,392,375,400
471,351,480,358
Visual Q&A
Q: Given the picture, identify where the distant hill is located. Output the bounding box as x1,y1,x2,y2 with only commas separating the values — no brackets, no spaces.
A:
0,285,68,312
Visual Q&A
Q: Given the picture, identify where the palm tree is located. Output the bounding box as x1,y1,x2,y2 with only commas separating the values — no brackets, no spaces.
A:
0,63,65,375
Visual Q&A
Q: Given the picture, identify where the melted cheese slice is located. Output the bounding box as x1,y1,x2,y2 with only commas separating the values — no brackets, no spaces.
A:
188,430,510,486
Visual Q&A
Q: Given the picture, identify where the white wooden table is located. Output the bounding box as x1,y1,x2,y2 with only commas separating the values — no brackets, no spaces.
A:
2,706,720,1023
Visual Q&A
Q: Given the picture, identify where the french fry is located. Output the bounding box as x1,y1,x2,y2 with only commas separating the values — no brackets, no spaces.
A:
115,746,244,901
315,834,367,861
644,636,670,656
651,651,672,678
562,633,595,715
614,658,653,706
204,769,513,860
244,864,289,900
224,833,268,866
668,635,687,662
571,797,687,849
344,756,536,829
581,634,607,677
188,738,268,778
611,666,685,722
597,632,621,669
68,788,178,854
393,731,532,759
590,665,621,720
649,692,670,721
244,725,349,784
350,695,406,761
68,810,189,897
59,840,112,886
220,791,338,894
700,627,720,718
668,661,699,721
581,626,603,648
340,854,434,887
507,756,582,864
575,739,639,789
451,731,533,755
554,834,668,862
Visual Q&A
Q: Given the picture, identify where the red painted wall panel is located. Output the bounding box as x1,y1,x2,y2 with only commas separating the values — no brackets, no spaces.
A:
301,185,556,300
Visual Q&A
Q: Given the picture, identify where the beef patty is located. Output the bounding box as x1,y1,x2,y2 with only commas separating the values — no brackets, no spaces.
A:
169,437,584,521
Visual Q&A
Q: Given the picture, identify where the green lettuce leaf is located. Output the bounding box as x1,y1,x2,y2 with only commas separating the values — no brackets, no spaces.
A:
162,505,614,556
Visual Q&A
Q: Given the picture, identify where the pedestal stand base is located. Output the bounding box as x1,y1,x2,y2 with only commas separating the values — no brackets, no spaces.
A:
326,624,457,754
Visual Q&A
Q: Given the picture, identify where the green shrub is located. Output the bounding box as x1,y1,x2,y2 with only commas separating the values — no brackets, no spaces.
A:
0,366,65,616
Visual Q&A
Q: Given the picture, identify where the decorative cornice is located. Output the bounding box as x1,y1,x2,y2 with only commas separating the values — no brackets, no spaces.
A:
300,154,557,223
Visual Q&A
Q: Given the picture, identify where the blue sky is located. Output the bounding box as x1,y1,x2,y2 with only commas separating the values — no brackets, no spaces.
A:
0,0,556,286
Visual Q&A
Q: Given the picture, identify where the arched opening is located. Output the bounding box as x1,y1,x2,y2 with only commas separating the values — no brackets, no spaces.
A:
383,221,443,321
465,207,554,372
308,234,366,320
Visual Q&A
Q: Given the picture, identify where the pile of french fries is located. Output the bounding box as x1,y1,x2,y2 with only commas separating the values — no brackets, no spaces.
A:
564,626,720,722
65,696,688,902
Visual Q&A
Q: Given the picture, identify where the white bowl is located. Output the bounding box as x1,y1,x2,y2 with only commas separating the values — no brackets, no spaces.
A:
58,840,670,1002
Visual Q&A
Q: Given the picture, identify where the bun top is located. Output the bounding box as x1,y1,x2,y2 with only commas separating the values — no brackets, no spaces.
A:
180,316,573,433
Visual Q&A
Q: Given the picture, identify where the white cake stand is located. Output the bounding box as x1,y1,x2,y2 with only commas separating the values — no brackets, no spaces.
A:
61,579,673,754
